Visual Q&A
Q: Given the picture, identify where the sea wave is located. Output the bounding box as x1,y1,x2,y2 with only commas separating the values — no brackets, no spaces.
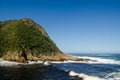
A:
73,56,120,65
69,70,120,80
0,58,43,66
0,58,19,66
1,56,120,80
53,55,120,80
69,71,101,80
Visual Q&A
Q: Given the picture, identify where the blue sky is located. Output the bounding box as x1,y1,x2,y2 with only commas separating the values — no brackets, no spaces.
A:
0,0,120,53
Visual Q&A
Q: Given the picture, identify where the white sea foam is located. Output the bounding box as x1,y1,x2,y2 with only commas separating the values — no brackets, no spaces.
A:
69,71,101,80
102,72,120,80
0,58,44,66
69,70,120,80
0,58,20,66
1,57,120,80
52,56,120,80
67,56,120,80
43,61,50,65
73,56,120,65
27,61,43,64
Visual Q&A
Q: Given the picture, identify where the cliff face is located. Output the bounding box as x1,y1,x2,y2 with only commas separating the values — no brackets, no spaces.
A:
0,18,64,62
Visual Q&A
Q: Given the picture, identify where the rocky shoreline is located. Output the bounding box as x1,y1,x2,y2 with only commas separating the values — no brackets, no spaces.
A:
0,60,83,80
2,53,94,63
0,56,100,80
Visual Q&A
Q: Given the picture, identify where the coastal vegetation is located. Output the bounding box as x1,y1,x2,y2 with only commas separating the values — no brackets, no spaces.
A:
0,18,90,62
0,18,64,62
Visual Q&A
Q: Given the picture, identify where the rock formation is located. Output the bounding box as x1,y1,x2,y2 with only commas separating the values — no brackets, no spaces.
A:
0,18,66,62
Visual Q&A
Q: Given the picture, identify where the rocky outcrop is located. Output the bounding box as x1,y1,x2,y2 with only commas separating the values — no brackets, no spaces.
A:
0,18,64,62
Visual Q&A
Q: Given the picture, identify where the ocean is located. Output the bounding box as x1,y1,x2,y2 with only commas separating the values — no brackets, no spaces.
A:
0,53,120,80
0,63,75,80
54,53,120,80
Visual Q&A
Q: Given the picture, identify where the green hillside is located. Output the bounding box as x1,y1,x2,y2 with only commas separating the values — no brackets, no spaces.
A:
0,18,63,62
